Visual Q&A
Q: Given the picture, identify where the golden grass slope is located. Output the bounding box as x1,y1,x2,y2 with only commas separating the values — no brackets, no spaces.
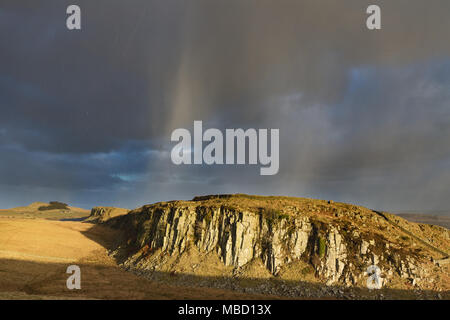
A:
0,218,279,300
0,202,90,220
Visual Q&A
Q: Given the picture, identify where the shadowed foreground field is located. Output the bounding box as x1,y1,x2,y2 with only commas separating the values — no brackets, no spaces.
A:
0,218,279,299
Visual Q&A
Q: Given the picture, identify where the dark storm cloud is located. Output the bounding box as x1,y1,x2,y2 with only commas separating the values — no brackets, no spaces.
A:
1,0,450,211
0,0,188,153
0,142,165,189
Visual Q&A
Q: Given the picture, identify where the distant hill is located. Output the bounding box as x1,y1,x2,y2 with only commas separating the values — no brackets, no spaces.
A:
397,213,450,230
0,201,90,220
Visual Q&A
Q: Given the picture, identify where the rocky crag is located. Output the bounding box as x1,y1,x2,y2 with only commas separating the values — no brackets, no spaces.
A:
85,206,129,223
103,194,449,299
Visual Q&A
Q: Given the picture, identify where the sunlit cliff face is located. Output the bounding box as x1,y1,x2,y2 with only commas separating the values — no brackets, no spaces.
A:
1,0,450,211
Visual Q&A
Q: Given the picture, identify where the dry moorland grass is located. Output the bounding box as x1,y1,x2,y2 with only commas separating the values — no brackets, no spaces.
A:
0,218,282,300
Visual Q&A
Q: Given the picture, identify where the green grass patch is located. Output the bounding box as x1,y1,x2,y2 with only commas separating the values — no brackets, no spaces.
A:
260,208,289,227
318,237,327,258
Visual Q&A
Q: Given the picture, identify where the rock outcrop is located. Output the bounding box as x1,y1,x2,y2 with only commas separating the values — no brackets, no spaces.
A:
104,195,449,297
86,206,129,223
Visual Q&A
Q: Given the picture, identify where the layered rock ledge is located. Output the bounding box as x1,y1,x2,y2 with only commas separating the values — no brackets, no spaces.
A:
103,194,449,297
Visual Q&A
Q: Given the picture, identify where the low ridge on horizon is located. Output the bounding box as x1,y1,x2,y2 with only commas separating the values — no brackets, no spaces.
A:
1,194,450,230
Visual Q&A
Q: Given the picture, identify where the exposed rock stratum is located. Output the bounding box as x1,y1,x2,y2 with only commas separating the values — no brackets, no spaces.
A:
86,206,129,223
103,195,449,298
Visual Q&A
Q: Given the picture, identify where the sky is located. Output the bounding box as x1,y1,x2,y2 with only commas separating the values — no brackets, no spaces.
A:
1,0,450,212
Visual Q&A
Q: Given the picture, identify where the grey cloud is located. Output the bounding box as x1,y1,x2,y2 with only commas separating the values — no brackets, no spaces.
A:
1,0,450,211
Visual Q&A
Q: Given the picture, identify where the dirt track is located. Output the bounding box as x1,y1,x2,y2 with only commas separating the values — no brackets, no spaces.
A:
0,218,278,300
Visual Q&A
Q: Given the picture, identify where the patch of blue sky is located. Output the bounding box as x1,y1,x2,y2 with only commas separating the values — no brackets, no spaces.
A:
111,173,146,183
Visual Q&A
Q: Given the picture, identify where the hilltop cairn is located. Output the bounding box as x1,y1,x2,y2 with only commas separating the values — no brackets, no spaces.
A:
105,195,449,296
